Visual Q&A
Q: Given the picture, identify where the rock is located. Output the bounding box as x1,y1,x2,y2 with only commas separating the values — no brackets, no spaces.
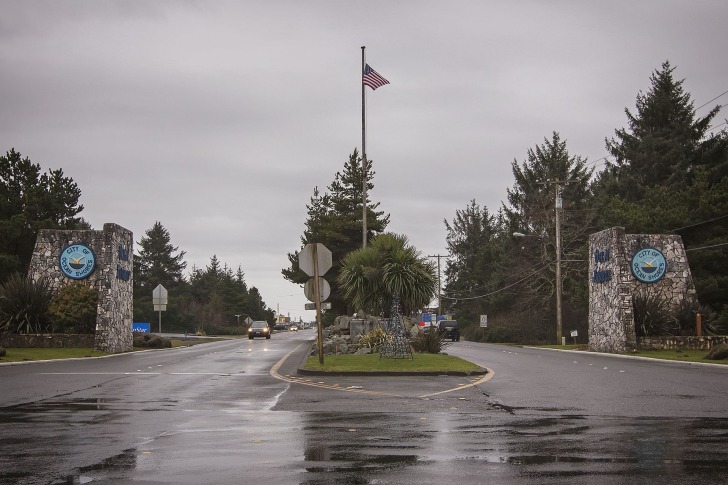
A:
706,343,728,360
354,347,373,355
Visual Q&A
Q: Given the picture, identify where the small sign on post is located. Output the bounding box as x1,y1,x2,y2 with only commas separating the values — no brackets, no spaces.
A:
152,284,168,334
299,243,332,365
570,329,578,345
480,315,488,328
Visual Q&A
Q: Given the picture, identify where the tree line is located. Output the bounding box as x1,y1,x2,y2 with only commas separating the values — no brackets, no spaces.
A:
282,61,727,342
0,151,274,333
442,62,728,342
2,61,726,341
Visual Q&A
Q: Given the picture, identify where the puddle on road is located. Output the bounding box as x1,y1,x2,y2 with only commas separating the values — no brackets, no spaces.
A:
50,448,137,485
296,412,728,483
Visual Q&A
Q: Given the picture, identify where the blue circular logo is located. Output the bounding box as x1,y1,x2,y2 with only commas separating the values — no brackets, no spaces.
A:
59,243,96,280
631,247,666,283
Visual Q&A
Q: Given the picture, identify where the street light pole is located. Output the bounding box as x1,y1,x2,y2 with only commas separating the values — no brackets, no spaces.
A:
554,185,563,345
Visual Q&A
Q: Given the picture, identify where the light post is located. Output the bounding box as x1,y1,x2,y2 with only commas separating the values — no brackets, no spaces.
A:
235,314,241,325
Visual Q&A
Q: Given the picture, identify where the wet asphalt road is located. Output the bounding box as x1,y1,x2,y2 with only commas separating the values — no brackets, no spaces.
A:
1,330,727,484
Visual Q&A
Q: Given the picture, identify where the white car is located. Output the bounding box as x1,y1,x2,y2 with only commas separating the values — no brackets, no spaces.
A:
289,325,298,332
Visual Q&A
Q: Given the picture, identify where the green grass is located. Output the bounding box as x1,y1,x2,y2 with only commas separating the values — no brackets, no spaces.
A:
530,344,726,364
304,353,482,373
0,347,108,362
628,348,728,365
537,344,589,351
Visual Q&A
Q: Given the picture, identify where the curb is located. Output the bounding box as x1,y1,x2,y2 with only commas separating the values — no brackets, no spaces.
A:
524,346,728,369
295,343,488,377
296,367,489,377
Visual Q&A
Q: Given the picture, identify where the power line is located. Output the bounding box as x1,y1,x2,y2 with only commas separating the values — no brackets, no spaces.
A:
685,241,728,252
442,262,552,301
669,214,728,232
696,89,728,111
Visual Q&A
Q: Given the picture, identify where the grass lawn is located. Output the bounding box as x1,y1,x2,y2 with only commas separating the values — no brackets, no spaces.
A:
627,348,728,365
532,344,726,365
0,347,108,362
304,353,483,373
0,337,226,363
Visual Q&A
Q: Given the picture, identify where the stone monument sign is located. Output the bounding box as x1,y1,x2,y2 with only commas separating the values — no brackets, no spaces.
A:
588,227,696,353
28,223,133,353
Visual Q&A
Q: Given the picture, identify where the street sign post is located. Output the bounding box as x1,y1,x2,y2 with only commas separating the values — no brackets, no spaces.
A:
305,302,331,310
304,278,331,302
480,315,488,328
299,243,332,277
152,284,168,334
299,243,332,365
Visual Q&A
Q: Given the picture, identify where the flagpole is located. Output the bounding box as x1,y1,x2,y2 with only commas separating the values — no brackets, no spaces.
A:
361,45,367,249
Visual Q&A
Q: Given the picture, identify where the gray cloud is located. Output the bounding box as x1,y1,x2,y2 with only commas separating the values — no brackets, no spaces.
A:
2,0,726,319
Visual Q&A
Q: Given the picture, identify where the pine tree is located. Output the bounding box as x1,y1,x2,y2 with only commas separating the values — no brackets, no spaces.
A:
595,61,728,320
443,201,509,332
0,149,84,276
601,61,721,199
503,132,594,338
282,149,390,319
134,221,187,293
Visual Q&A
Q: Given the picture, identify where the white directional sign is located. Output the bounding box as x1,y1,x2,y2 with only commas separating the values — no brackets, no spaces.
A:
305,302,332,310
304,277,331,302
153,284,168,311
299,243,332,277
480,314,488,328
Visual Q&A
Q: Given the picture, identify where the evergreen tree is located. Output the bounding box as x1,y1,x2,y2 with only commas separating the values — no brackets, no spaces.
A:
187,256,274,329
443,201,509,331
0,148,84,277
503,132,594,339
134,221,187,293
283,149,390,320
601,61,722,200
595,61,728,320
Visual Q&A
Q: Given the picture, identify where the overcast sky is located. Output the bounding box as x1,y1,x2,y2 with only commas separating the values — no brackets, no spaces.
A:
2,1,727,321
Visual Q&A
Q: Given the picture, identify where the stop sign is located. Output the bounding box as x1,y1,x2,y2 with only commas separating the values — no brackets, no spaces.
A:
298,243,332,277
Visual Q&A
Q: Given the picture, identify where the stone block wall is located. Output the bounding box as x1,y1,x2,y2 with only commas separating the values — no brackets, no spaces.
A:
588,227,696,353
28,223,133,353
638,336,728,351
0,334,96,348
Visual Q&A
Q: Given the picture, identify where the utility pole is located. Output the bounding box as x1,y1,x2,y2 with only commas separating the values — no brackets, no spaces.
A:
554,182,563,345
428,254,447,315
539,179,575,345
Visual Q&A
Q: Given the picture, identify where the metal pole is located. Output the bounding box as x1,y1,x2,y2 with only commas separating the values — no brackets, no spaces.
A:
555,184,563,345
361,46,367,249
158,309,161,335
314,244,324,365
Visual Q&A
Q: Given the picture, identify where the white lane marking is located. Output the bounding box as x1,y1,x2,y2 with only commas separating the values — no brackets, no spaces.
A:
38,372,248,376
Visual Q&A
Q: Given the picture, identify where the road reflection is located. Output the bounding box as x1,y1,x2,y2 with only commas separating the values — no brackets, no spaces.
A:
297,412,728,484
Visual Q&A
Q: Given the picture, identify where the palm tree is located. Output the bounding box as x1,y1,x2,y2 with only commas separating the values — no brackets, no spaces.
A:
337,233,436,317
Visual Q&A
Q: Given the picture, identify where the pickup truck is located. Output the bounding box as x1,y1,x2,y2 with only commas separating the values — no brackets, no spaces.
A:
438,320,460,341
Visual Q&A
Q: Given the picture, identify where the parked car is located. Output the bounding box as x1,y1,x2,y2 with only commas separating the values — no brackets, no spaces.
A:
289,325,297,332
438,320,460,341
249,321,271,339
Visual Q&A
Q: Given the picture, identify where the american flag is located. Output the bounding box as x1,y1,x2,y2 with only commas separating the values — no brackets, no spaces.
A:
362,64,389,90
